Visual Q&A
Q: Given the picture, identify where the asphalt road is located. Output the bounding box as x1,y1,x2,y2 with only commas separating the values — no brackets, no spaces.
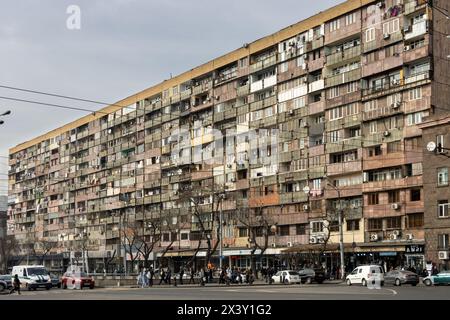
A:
1,283,450,300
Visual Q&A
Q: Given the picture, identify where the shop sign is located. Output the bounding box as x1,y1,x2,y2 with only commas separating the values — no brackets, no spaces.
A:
379,252,397,256
405,245,424,254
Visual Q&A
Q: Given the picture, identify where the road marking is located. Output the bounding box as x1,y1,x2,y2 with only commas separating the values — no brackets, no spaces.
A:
387,289,397,295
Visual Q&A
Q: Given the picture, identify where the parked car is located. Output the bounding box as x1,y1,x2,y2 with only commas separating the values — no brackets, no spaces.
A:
62,271,95,290
297,268,326,284
384,270,419,286
11,265,52,291
346,265,384,286
271,270,301,284
0,275,13,293
49,273,61,288
423,271,450,286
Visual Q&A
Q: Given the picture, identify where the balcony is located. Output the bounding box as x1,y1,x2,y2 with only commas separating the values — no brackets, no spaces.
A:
327,161,362,176
404,71,430,85
403,38,431,64
310,37,324,51
236,84,249,96
308,100,325,115
250,55,277,73
250,75,277,93
404,0,427,15
326,137,362,154
362,55,403,78
327,114,361,130
325,68,361,88
307,57,325,72
308,79,325,93
404,20,428,41
362,152,407,171
326,45,361,67
362,104,403,121
363,175,422,193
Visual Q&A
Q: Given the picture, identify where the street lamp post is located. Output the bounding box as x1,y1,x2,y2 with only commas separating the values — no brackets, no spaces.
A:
327,181,345,281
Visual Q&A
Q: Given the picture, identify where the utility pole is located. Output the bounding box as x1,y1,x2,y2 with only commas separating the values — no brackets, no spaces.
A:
219,194,223,271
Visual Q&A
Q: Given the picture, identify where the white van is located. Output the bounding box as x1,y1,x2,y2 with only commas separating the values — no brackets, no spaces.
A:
11,265,52,291
346,265,384,286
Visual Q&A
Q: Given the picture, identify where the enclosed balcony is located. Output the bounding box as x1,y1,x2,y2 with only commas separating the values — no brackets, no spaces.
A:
404,20,428,41
325,68,361,88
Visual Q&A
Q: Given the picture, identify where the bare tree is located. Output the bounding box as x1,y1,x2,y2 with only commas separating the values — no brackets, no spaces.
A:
34,240,58,265
135,218,161,268
121,218,143,273
0,235,20,273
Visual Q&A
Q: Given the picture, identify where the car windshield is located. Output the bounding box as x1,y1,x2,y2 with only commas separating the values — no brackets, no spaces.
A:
0,275,11,280
288,271,299,275
27,268,48,276
75,272,88,277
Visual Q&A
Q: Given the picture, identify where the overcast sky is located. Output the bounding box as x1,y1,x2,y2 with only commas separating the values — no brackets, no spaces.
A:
0,0,343,195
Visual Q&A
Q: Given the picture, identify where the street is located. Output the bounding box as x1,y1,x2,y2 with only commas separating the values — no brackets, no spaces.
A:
1,283,450,300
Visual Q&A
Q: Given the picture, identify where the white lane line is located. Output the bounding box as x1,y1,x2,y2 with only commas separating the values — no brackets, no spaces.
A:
386,289,398,295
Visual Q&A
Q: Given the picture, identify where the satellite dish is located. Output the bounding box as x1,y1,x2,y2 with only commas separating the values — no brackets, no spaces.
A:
303,186,310,194
427,141,436,152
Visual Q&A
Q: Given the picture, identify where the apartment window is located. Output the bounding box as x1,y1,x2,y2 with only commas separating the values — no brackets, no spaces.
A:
328,86,340,99
329,19,340,32
368,218,383,231
388,190,400,203
330,130,340,142
278,225,290,236
239,228,248,237
438,200,449,218
181,233,189,240
438,234,449,250
312,221,323,233
162,233,170,242
312,179,321,191
329,107,343,120
345,12,356,25
365,28,375,42
346,220,360,231
408,213,424,228
346,82,357,93
409,87,422,100
349,127,361,138
296,224,307,235
279,62,288,73
387,141,401,153
406,111,428,126
410,189,421,201
382,18,400,35
346,103,359,116
364,100,378,111
369,121,378,134
386,216,401,229
368,193,379,205
387,93,401,106
239,58,247,68
436,134,444,151
368,145,382,157
437,168,449,186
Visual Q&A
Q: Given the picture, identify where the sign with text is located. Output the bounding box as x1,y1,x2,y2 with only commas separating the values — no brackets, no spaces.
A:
405,245,424,254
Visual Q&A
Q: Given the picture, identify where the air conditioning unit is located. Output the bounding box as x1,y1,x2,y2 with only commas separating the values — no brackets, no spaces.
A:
215,96,220,100
317,236,325,243
383,131,391,137
391,101,401,109
391,203,400,210
406,233,414,240
303,54,308,60
370,233,379,241
383,33,390,39
310,237,318,244
403,26,411,33
289,109,294,115
230,178,236,182
336,47,342,52
303,78,308,84
438,251,448,260
377,1,385,8
303,204,310,211
392,230,401,236
271,243,276,248
302,122,309,128
404,45,410,51
389,233,398,240
287,242,293,247
302,63,307,70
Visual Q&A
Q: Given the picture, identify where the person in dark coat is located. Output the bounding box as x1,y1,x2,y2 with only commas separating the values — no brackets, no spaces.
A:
179,267,184,285
10,274,21,295
159,269,166,285
189,268,196,284
166,268,172,285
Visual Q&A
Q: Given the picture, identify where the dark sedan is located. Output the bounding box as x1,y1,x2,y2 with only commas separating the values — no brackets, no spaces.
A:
297,268,326,284
0,275,13,292
384,270,419,286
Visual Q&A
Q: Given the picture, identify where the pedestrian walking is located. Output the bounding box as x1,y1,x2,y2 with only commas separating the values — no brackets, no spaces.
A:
159,268,166,285
166,268,172,285
147,267,154,287
10,274,21,295
179,266,184,285
189,268,196,284
199,268,205,286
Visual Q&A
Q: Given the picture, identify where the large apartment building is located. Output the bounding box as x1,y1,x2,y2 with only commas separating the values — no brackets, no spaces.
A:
7,0,450,273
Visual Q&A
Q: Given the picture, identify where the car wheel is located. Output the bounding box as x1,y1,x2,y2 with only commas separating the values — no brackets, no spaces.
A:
90,285,94,290
0,283,5,292
424,279,432,286
395,279,401,286
346,279,352,286
284,279,289,285
362,279,367,287
412,283,417,286
57,283,61,289
317,280,324,284
306,277,312,284
46,286,51,290
32,287,37,291
26,284,32,291
63,282,67,289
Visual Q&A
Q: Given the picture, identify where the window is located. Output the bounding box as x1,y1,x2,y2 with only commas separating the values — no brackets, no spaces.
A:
438,168,449,186
369,121,378,134
349,127,361,138
408,213,423,228
330,19,340,32
410,189,421,201
278,225,290,236
279,62,288,73
330,130,340,142
162,233,170,242
438,234,449,250
388,190,400,203
387,141,401,153
368,145,382,157
437,135,444,152
409,87,422,100
382,18,400,35
239,228,248,237
347,81,358,93
328,86,340,99
368,218,383,231
368,193,379,205
438,200,449,218
329,107,343,120
406,111,428,126
312,179,321,191
346,12,356,25
312,221,324,233
386,217,401,229
296,224,307,235
365,28,375,42
346,220,360,231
